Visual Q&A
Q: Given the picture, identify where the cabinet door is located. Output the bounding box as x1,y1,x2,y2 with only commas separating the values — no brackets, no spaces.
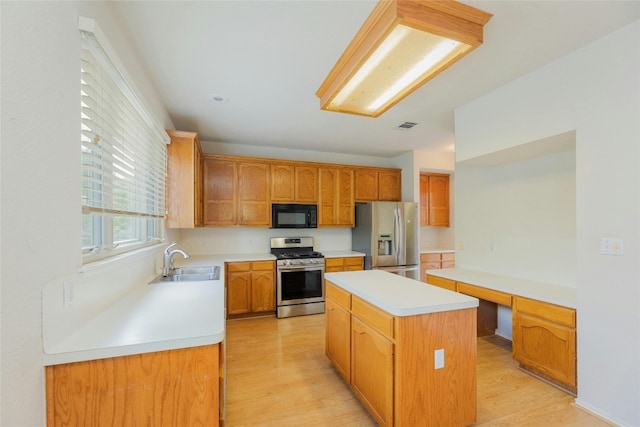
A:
204,158,237,225
238,162,270,226
251,269,275,313
513,302,576,388
419,174,429,226
354,169,379,201
325,298,351,383
344,256,364,271
351,317,394,427
336,168,355,226
318,168,337,226
295,166,318,203
166,130,202,228
227,271,251,315
271,163,295,202
428,174,450,226
378,170,401,201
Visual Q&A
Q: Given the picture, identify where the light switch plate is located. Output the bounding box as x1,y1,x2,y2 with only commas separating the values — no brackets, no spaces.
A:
601,238,624,255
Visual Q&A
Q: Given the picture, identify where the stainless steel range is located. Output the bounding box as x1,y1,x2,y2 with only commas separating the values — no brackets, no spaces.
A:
270,237,325,318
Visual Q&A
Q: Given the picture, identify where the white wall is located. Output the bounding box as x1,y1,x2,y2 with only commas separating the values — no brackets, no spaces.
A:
454,20,640,426
0,2,174,425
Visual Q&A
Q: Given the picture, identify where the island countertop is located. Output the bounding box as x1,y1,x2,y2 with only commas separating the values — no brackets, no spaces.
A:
325,270,478,317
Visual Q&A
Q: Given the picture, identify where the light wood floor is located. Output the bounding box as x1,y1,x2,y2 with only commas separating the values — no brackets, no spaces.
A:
225,314,611,427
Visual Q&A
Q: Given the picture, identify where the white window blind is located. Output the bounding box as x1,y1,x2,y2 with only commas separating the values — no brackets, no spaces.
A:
80,17,169,261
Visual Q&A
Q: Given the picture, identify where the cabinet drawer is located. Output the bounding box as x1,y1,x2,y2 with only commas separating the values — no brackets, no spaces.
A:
457,282,512,306
344,257,364,268
326,281,351,310
421,253,441,262
514,297,575,327
251,261,275,271
226,262,250,272
441,253,455,262
426,275,456,292
352,296,394,339
325,258,343,268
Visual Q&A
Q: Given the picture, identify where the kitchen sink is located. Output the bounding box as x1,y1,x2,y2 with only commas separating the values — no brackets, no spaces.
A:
149,266,220,284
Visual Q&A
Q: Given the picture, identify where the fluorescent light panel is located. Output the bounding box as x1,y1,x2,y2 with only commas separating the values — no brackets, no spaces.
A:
317,1,492,118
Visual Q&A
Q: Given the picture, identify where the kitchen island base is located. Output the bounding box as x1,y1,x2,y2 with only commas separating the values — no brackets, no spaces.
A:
325,272,478,427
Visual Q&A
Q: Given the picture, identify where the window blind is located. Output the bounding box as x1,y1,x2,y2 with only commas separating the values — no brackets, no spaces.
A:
80,27,168,220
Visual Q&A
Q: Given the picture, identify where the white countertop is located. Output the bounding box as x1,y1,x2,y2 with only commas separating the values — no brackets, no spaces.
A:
322,250,365,258
325,270,478,317
420,248,455,254
425,268,576,309
43,279,225,366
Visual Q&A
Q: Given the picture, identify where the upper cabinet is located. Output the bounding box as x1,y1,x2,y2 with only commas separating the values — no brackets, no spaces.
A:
204,156,270,227
270,164,318,204
355,168,401,202
166,130,203,228
319,167,354,227
420,173,450,227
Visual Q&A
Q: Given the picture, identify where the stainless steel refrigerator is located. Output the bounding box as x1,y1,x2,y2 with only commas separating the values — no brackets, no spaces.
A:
351,201,420,280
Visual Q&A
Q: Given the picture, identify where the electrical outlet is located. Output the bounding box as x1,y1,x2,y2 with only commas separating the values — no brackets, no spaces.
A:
63,280,74,307
434,348,445,369
601,238,624,255
458,241,464,251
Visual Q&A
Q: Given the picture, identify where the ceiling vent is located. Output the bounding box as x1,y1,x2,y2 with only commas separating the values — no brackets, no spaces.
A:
394,122,418,131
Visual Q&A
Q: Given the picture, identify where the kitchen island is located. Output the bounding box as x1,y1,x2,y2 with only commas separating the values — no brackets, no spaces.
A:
324,270,479,427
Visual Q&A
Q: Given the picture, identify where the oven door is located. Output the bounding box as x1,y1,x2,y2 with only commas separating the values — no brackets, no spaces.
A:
277,265,325,306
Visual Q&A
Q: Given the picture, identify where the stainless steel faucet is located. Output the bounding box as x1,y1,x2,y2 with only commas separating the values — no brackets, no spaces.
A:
162,242,190,276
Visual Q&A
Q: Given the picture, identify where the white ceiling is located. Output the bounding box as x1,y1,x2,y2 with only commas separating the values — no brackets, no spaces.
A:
113,1,639,158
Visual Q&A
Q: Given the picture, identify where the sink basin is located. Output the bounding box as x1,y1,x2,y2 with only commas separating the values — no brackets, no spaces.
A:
149,266,221,284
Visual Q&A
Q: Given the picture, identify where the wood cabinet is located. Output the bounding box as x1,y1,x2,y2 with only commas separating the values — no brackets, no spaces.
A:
237,161,270,226
420,173,450,227
204,157,269,226
319,167,354,227
226,261,275,317
46,344,222,426
271,164,318,203
513,296,577,392
355,168,402,202
325,280,477,426
325,256,364,272
166,130,203,228
420,252,455,282
325,284,352,383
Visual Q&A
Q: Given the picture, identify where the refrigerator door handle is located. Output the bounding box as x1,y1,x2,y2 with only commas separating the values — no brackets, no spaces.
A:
393,208,401,265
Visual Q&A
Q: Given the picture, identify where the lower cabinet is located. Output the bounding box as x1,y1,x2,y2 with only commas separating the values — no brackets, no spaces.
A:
420,252,455,282
325,280,477,426
45,344,222,426
226,261,275,317
513,296,577,392
325,256,364,273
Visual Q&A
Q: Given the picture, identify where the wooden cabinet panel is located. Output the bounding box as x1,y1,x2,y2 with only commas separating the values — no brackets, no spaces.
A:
421,252,455,282
351,316,394,427
457,282,512,306
326,298,351,383
420,173,450,227
270,163,295,202
166,130,203,228
326,282,351,309
251,270,275,312
226,270,251,315
378,170,401,201
226,261,275,317
204,158,237,225
238,162,270,226
354,169,379,201
319,167,354,227
46,345,220,426
355,168,401,202
513,297,577,391
352,296,394,339
425,275,457,291
295,166,318,203
325,256,364,272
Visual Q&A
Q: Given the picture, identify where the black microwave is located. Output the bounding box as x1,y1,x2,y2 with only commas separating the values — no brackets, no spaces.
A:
272,204,317,229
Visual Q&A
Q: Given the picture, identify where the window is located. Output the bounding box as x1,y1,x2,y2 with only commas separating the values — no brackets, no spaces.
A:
80,17,168,263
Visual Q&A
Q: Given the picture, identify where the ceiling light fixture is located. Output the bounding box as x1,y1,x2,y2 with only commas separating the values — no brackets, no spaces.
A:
316,0,492,118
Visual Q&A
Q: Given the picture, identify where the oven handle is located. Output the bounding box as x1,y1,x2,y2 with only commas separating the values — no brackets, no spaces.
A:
278,265,325,273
